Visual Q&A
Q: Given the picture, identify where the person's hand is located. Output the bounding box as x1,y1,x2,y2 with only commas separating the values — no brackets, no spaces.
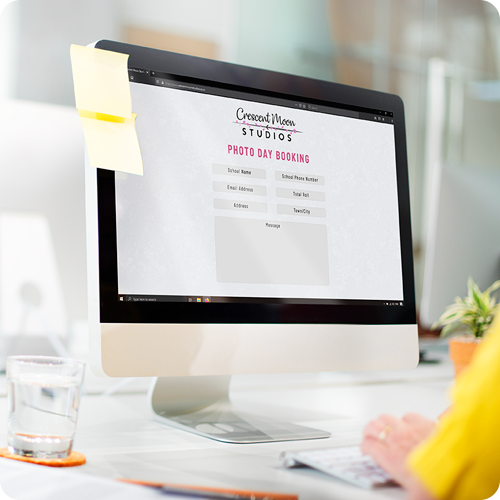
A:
361,413,436,493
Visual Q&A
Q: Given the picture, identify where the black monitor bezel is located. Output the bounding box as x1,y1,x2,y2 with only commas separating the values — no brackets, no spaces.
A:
94,39,416,326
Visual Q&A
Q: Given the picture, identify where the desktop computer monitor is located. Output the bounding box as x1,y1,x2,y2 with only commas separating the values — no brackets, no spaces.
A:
85,40,418,443
420,163,500,328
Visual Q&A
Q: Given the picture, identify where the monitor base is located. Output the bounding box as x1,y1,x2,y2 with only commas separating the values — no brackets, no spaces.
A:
149,376,331,443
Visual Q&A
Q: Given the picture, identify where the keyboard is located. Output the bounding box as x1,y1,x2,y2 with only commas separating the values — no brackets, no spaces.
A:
280,445,398,489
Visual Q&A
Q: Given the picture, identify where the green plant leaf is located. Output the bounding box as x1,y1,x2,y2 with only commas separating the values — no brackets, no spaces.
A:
434,277,500,338
485,280,500,295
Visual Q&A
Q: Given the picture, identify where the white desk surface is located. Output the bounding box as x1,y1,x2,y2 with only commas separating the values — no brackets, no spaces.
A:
0,346,454,500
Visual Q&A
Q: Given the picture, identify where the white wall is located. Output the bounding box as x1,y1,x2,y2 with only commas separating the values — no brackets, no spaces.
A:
13,0,120,105
0,1,19,99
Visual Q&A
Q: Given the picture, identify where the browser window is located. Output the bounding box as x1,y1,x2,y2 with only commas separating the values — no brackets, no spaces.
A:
114,72,403,305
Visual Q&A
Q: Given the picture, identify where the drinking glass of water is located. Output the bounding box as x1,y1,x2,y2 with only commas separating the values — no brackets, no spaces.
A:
7,356,85,459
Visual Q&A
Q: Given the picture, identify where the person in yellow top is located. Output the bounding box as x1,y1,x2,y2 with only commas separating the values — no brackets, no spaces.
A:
361,317,500,500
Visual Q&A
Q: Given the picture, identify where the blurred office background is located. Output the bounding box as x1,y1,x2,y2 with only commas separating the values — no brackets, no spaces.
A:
0,0,499,359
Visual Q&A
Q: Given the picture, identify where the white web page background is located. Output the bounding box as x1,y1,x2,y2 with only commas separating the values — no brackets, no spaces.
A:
115,82,403,300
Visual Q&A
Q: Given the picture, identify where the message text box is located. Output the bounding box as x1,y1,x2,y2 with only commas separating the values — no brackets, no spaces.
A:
215,217,329,286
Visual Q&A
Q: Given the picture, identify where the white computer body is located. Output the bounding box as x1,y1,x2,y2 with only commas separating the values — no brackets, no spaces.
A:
84,40,418,443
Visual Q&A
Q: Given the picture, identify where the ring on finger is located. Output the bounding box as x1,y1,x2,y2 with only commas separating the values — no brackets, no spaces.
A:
378,425,393,442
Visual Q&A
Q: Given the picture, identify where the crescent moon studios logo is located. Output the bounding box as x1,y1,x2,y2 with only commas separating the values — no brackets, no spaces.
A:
234,107,303,142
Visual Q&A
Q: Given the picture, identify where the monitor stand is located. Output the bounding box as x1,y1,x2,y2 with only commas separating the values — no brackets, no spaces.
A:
149,375,331,443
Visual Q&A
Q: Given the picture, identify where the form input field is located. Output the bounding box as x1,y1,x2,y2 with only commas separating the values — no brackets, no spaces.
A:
213,163,266,179
214,199,268,213
276,187,325,201
277,205,326,218
214,181,267,196
214,216,329,286
275,171,325,185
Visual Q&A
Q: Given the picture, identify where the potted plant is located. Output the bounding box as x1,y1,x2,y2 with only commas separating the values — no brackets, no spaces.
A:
432,277,500,376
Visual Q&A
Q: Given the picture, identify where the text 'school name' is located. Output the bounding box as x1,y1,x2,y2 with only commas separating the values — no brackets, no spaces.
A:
236,107,296,128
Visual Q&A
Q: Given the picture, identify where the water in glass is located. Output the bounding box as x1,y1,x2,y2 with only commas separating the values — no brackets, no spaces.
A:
8,372,82,459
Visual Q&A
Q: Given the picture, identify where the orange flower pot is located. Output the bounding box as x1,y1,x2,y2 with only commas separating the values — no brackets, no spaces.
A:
449,336,481,377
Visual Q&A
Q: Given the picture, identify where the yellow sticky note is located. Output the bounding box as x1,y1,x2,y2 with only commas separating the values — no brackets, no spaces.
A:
70,44,144,176
70,44,132,118
79,112,144,176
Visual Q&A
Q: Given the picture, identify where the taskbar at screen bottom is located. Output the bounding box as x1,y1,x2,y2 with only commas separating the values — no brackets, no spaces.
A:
118,294,405,307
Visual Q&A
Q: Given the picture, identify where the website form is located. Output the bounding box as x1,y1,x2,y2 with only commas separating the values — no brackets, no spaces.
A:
115,80,404,302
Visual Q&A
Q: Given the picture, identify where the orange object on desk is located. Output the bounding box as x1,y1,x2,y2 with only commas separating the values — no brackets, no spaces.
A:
119,478,298,500
0,448,86,467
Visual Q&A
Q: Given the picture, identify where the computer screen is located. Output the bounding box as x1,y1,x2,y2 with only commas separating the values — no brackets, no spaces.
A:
86,40,417,443
116,73,403,306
